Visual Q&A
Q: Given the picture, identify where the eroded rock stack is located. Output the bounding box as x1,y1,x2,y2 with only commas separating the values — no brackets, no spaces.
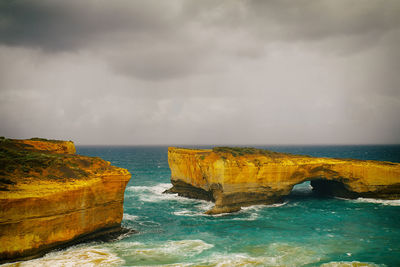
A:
0,138,131,263
167,147,400,214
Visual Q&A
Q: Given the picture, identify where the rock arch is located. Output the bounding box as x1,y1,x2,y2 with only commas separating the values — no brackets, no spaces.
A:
167,147,400,214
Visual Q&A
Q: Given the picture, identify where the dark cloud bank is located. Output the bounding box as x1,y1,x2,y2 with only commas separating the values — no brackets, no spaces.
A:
0,0,399,145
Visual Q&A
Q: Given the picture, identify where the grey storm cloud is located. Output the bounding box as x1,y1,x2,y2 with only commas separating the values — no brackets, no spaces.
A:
0,0,399,144
1,1,398,44
0,0,176,49
2,0,399,80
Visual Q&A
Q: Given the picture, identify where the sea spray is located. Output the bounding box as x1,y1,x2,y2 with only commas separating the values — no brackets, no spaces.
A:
2,245,124,267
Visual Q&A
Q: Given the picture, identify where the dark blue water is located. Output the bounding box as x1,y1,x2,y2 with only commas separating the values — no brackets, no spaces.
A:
15,145,400,267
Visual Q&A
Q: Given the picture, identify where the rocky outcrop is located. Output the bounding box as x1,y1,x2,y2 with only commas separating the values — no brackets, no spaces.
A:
14,138,76,154
0,138,131,263
167,147,400,214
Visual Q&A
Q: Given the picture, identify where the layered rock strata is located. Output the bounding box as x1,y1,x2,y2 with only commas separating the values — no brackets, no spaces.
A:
0,138,131,263
13,138,76,154
167,147,400,214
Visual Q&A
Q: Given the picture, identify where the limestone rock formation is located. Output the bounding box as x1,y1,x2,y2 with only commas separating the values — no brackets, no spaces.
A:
0,138,131,263
14,138,76,154
167,147,400,214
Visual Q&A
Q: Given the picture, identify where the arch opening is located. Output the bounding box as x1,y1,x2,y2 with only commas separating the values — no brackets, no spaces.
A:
287,179,358,199
289,181,313,196
310,179,358,199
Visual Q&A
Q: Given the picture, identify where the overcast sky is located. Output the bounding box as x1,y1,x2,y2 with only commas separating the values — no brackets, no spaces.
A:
0,0,399,145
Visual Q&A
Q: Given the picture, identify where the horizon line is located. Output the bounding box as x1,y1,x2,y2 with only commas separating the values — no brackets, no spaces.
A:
75,143,400,146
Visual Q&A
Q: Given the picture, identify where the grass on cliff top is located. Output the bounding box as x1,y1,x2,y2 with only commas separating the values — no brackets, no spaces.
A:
0,137,90,191
0,136,68,143
29,137,68,143
212,146,285,157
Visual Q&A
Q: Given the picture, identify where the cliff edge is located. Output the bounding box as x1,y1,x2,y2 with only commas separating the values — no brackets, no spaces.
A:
0,138,131,263
167,147,400,214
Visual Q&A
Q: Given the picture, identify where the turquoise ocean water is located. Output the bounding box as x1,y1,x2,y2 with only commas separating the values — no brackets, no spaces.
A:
7,145,400,266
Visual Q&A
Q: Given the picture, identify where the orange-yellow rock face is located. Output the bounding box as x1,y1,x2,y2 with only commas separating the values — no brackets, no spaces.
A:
167,147,400,214
15,138,76,154
0,138,131,263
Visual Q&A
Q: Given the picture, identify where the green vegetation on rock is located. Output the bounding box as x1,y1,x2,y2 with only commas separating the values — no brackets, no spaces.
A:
0,139,91,191
30,137,64,143
212,146,283,157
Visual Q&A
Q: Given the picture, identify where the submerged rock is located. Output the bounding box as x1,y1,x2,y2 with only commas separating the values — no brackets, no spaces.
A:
0,138,132,263
167,147,400,214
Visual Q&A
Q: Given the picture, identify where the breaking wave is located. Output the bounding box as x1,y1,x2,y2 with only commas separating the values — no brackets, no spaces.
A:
126,183,207,204
320,261,385,267
353,198,400,206
2,246,124,267
195,242,322,267
122,213,139,221
105,239,213,265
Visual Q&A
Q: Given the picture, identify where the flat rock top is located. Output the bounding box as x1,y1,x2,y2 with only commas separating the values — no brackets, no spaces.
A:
168,146,399,166
0,138,129,199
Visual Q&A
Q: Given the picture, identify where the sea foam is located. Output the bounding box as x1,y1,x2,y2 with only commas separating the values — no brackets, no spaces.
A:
320,261,385,267
336,197,400,206
126,183,206,203
198,242,322,267
2,246,124,267
231,202,288,221
353,198,400,206
122,213,138,221
106,239,213,265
